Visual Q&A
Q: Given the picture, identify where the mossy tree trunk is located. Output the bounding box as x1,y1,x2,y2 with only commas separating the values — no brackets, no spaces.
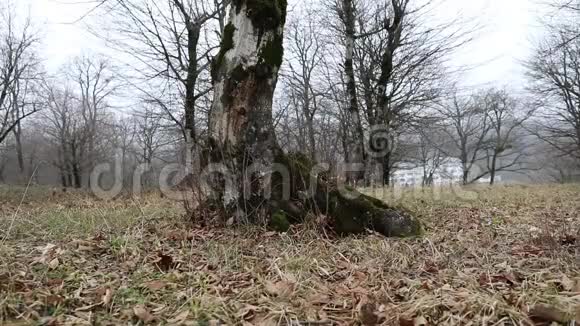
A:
207,0,287,224
205,0,421,237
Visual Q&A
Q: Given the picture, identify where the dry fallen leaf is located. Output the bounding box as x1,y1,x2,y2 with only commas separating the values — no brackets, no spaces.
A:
399,316,414,326
167,310,189,324
151,304,166,313
307,293,330,305
101,288,113,305
166,230,187,241
78,244,95,252
529,304,571,324
359,302,378,325
75,303,101,312
38,243,57,256
48,258,59,269
38,316,56,326
45,294,64,306
559,275,575,291
265,280,295,298
133,304,154,323
46,278,64,287
414,316,428,326
238,304,259,321
145,280,167,291
574,279,580,293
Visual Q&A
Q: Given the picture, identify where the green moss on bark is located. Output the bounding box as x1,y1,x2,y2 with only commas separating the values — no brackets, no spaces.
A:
259,34,284,69
326,190,423,237
272,151,313,198
270,210,291,232
233,0,287,31
271,152,422,237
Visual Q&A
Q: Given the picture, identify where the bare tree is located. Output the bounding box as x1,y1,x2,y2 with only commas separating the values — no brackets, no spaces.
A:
110,115,137,189
134,106,163,166
527,29,580,164
68,55,118,186
321,0,470,184
40,56,116,188
437,91,491,184
8,58,42,180
325,0,366,181
410,119,447,186
133,104,174,187
89,0,228,148
542,146,580,183
281,10,327,161
42,84,83,188
545,0,580,47
436,88,534,185
361,0,407,185
356,0,469,185
558,0,580,11
483,89,535,185
317,46,353,165
0,144,8,182
0,6,41,146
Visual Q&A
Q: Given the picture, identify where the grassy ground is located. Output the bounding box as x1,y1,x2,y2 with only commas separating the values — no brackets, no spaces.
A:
0,184,579,325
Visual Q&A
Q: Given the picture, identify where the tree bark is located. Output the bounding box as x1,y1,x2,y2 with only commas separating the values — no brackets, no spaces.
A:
374,0,405,187
306,115,316,161
462,167,469,185
204,0,421,237
13,122,24,176
342,0,366,183
174,0,201,147
490,152,497,185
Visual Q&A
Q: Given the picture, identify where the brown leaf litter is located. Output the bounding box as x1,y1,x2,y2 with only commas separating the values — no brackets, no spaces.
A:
0,184,579,325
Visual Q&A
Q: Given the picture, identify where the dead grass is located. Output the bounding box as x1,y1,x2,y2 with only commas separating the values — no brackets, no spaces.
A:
0,184,579,325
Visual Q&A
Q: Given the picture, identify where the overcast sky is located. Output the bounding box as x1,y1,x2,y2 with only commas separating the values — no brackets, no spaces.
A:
20,0,543,90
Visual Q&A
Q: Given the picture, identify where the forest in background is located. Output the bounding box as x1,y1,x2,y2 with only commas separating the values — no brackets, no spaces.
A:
0,0,578,190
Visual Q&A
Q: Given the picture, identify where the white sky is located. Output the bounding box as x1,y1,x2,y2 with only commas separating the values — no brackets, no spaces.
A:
445,0,542,89
18,0,543,89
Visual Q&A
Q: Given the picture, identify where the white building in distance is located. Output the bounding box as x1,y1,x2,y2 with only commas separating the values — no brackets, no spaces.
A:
392,158,459,186
392,158,501,186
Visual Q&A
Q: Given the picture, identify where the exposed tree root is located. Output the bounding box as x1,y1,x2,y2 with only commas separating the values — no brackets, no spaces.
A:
268,152,423,237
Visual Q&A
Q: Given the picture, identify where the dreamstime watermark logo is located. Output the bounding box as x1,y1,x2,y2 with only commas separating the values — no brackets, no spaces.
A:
366,124,398,159
88,125,479,203
89,155,371,202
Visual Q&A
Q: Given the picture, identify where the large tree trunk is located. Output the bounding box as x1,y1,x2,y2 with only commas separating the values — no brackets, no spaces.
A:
382,153,392,186
462,167,469,185
204,0,421,237
342,0,366,183
374,0,405,188
0,160,5,183
207,0,286,223
306,115,316,162
13,122,25,177
490,151,498,185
